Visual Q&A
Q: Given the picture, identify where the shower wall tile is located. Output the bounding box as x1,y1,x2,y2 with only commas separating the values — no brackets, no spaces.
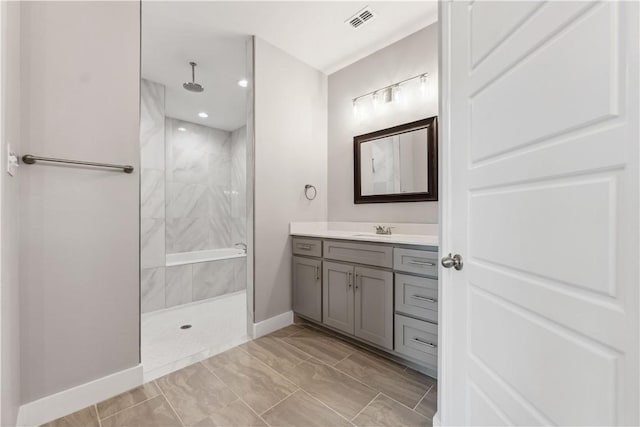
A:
166,218,209,253
141,168,165,219
209,186,232,247
230,126,247,246
170,145,210,185
166,182,209,219
208,143,231,188
209,219,232,249
166,118,231,185
192,259,235,301
140,79,166,276
234,257,247,292
165,117,233,252
165,265,192,307
141,218,165,269
141,267,165,313
231,218,246,247
140,79,165,170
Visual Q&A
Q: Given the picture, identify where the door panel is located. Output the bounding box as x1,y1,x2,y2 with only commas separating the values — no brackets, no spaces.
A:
322,261,354,334
470,2,616,163
292,256,322,322
354,266,393,349
441,1,639,425
470,1,543,68
469,288,616,426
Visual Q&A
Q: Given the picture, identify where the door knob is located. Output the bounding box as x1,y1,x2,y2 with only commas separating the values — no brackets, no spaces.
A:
441,253,463,270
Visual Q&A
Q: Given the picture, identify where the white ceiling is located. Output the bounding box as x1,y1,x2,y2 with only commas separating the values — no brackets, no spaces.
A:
142,1,438,131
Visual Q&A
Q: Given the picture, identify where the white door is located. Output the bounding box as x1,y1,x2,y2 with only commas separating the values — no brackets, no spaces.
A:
440,1,639,426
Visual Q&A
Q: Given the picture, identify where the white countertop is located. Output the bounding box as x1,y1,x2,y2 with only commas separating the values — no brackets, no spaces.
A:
290,222,439,247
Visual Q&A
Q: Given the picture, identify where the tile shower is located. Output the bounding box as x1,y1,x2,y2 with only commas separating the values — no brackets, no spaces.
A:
140,79,247,313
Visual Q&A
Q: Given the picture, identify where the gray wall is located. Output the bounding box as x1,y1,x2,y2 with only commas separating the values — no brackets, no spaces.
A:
327,24,439,224
19,2,140,402
254,38,328,323
1,2,22,425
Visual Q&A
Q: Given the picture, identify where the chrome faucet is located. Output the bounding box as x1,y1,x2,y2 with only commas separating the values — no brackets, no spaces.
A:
374,225,393,235
234,242,247,253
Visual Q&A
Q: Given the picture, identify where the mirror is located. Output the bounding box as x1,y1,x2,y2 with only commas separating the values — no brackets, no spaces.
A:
354,117,437,203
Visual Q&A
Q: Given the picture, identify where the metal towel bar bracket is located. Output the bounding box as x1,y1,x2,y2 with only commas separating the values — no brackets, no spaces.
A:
22,154,134,174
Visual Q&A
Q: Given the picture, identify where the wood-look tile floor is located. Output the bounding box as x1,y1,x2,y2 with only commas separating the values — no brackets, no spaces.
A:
43,324,437,427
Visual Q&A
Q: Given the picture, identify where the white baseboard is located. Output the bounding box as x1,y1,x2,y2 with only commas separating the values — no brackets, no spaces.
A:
252,310,293,338
16,364,143,427
433,411,441,426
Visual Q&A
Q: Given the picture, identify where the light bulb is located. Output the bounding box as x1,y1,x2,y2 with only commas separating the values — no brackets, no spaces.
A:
372,92,379,110
420,74,428,94
394,84,401,102
177,127,186,132
353,99,359,117
198,112,208,118
238,79,248,88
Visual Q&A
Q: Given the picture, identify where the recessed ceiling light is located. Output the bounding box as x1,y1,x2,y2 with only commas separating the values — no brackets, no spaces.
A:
177,127,186,132
198,112,208,118
238,79,248,88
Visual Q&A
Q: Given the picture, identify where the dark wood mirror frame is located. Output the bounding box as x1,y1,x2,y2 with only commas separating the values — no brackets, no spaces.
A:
354,116,438,204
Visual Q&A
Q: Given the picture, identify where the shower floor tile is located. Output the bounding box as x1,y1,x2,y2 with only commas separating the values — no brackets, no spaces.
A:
141,290,248,381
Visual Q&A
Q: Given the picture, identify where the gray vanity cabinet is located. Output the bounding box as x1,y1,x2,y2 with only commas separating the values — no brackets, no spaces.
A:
322,261,393,348
292,236,438,376
353,266,393,349
292,256,322,322
322,261,355,334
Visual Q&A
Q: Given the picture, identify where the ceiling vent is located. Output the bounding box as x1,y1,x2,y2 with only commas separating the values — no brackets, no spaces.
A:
346,6,376,29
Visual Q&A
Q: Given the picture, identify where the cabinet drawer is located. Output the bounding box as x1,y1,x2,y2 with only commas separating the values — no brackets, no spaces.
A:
395,274,438,323
394,314,438,367
324,240,393,268
292,237,322,258
394,248,438,277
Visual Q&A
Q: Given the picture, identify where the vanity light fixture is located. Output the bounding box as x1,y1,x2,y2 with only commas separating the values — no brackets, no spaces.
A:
198,112,208,118
238,79,248,88
393,84,401,102
420,73,428,94
351,72,428,114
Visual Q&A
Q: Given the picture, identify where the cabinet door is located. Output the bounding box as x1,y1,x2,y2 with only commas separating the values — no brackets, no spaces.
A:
322,261,354,334
292,256,322,322
354,266,393,349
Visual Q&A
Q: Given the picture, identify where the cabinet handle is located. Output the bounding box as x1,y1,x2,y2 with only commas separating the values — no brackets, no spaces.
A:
407,260,436,267
298,244,312,250
315,265,320,281
355,273,359,290
410,295,437,303
347,271,352,288
411,338,437,348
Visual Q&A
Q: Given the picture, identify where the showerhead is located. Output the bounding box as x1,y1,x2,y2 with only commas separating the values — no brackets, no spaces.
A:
183,62,204,93
183,82,204,93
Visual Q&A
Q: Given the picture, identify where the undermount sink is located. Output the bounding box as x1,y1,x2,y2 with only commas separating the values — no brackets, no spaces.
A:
352,233,395,238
